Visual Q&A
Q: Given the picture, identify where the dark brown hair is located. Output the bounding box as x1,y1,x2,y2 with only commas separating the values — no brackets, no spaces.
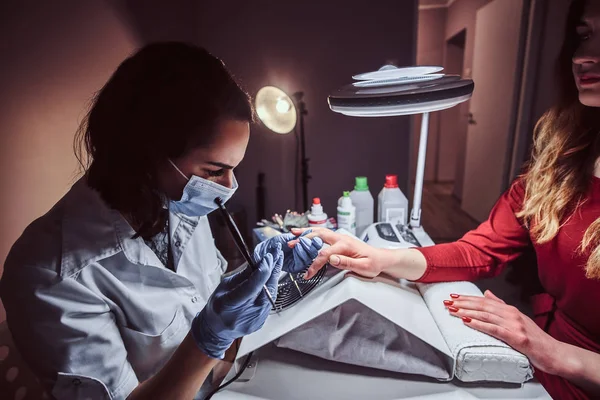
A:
75,42,253,239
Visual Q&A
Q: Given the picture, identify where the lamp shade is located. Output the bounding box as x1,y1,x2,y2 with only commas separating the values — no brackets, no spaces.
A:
256,86,297,134
328,66,474,117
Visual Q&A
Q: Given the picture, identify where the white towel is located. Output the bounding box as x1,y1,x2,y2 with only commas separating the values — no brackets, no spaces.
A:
275,299,452,380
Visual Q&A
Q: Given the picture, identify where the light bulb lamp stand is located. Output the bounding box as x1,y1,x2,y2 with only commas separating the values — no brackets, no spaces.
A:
255,86,311,213
291,91,310,212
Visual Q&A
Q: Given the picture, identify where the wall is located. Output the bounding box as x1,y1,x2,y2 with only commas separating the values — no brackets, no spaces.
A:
528,0,572,138
415,0,492,186
0,0,139,321
448,0,573,217
117,0,199,44
438,31,466,184
442,0,493,197
194,0,418,227
461,0,524,222
414,7,447,182
445,0,493,73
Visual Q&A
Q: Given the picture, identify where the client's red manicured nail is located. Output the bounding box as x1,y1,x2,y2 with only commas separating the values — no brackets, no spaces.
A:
450,294,460,299
448,306,459,313
462,316,472,323
443,300,454,306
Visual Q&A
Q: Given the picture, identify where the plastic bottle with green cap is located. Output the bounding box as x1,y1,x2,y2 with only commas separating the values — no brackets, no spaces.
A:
350,176,374,237
337,191,356,235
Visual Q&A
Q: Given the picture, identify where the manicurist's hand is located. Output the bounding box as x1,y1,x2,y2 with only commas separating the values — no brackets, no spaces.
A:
191,244,283,359
253,229,323,274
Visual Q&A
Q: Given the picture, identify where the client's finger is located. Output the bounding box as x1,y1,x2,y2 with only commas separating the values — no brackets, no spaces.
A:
484,290,506,304
301,228,342,244
290,228,311,237
328,254,376,278
287,229,314,246
304,241,349,279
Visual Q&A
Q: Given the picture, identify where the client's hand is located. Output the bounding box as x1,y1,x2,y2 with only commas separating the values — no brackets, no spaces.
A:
289,227,392,279
445,290,559,374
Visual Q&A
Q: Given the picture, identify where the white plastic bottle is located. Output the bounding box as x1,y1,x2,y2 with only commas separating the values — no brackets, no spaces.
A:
337,191,356,235
377,174,409,225
349,176,374,237
307,197,328,228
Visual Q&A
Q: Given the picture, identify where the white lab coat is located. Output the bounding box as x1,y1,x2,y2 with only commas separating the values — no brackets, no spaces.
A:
0,178,227,399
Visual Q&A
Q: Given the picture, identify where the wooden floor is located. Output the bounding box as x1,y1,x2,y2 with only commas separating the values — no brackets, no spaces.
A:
413,182,480,244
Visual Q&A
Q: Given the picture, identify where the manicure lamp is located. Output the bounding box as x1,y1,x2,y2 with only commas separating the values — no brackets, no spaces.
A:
328,65,474,229
255,86,310,211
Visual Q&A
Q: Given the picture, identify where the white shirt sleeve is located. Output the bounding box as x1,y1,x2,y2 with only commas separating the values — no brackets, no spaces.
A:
1,265,139,400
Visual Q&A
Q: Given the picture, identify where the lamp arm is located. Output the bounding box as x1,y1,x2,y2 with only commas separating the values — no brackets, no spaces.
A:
410,112,429,229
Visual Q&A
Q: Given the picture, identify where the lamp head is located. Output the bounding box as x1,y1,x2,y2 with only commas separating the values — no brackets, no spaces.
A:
256,86,297,134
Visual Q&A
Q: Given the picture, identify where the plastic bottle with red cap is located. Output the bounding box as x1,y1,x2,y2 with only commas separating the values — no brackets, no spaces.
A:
377,174,409,225
307,197,328,228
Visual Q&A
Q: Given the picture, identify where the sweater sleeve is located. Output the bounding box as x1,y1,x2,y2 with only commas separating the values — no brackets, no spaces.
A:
415,179,533,283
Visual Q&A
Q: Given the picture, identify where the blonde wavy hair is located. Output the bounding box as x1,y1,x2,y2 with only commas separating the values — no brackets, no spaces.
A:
517,0,600,279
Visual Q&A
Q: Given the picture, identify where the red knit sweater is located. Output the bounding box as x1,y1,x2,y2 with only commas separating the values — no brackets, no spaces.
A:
417,179,600,400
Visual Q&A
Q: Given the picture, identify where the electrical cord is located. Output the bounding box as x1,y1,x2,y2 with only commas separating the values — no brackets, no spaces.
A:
203,340,253,400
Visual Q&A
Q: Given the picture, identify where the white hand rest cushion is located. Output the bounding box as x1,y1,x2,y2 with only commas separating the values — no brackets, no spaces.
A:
417,281,534,383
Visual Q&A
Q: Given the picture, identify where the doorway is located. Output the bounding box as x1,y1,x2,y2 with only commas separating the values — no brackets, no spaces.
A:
437,30,467,200
461,0,524,222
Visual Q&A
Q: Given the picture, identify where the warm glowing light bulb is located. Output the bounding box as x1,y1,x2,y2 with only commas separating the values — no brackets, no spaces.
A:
255,86,296,134
276,98,291,113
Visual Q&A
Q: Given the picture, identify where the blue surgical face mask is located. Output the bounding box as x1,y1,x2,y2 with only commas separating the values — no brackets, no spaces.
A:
167,159,238,217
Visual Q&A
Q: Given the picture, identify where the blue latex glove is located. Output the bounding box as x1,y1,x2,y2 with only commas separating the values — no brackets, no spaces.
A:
191,243,283,359
253,230,324,274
